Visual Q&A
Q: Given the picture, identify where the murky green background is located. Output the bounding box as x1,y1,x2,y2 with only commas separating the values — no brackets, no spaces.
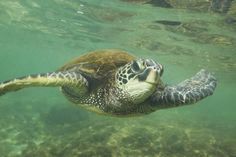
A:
0,0,235,156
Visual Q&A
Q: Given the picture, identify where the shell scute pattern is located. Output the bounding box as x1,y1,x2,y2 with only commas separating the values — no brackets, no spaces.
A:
58,49,135,81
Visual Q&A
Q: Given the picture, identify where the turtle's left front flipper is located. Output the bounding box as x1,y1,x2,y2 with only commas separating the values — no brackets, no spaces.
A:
0,71,88,96
150,69,217,108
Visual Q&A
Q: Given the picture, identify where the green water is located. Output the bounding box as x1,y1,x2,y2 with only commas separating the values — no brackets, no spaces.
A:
0,0,236,156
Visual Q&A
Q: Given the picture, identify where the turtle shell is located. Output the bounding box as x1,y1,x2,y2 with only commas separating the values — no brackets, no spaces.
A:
58,49,135,80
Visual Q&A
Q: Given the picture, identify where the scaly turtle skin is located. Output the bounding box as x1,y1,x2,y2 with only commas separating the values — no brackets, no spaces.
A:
0,49,217,116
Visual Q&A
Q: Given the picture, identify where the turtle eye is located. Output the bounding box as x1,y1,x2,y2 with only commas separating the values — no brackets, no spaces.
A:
131,61,140,72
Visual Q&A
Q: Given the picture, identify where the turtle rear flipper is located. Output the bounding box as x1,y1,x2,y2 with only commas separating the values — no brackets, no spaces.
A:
0,71,88,96
151,69,217,108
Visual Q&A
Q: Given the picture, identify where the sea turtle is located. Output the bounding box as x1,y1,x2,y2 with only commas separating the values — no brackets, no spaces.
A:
0,49,217,116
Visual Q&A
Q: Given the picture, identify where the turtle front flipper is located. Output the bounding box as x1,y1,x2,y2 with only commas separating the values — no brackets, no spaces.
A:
0,71,88,96
150,69,217,108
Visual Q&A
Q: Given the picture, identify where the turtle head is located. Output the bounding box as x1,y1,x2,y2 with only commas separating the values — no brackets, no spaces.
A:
115,58,163,104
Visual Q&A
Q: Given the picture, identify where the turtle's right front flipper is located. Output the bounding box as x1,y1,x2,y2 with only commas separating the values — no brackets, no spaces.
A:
0,71,88,96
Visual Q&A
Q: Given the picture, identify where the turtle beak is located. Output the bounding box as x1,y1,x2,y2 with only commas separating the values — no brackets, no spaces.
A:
136,59,163,84
144,59,163,77
138,67,160,85
145,68,160,85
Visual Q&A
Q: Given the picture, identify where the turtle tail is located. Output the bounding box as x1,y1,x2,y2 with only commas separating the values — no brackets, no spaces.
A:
151,69,217,108
0,71,88,96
